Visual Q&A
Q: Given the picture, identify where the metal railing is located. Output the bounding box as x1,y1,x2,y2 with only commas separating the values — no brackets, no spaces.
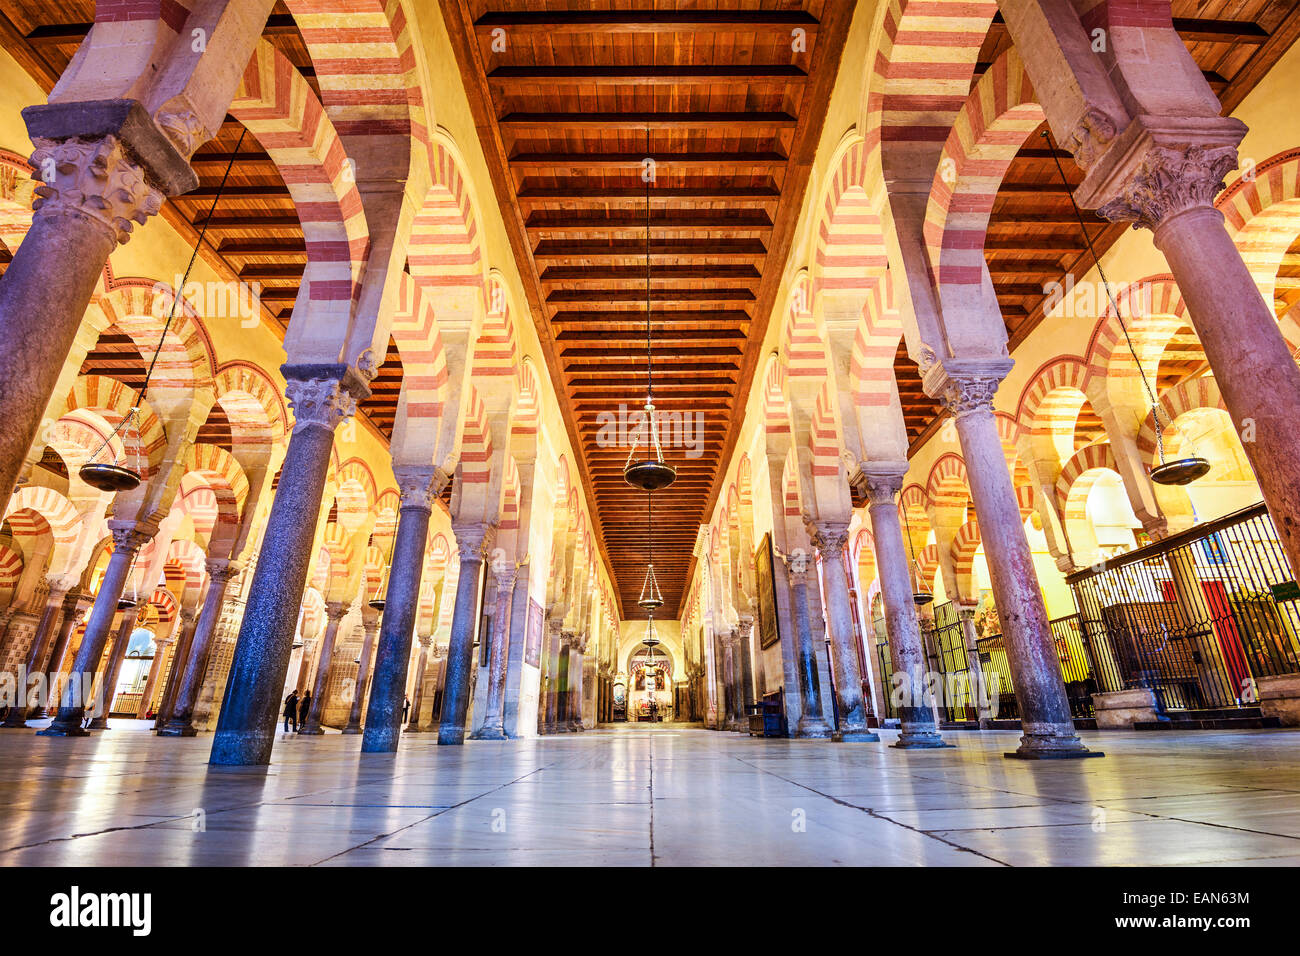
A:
872,607,896,719
926,602,976,722
1067,502,1300,712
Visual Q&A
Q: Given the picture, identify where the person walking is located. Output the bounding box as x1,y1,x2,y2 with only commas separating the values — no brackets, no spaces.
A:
402,695,411,724
297,689,311,731
283,690,299,733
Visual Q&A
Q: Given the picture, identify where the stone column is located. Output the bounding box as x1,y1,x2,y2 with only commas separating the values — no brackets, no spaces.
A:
1,582,70,726
404,635,432,733
930,362,1097,759
809,523,878,742
720,629,741,730
543,617,564,733
567,636,585,732
300,601,348,735
784,556,832,737
31,590,85,719
137,631,174,720
737,616,757,715
862,465,949,748
471,566,516,740
88,602,145,730
437,523,492,746
0,107,187,519
40,526,151,736
362,468,444,753
154,606,201,728
343,613,380,734
159,559,237,735
1086,136,1300,579
210,371,363,766
958,605,994,727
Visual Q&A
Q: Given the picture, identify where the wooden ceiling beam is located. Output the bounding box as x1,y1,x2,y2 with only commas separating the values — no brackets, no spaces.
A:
474,11,820,34
542,266,761,283
526,213,772,232
489,65,806,87
517,185,781,203
501,112,797,130
533,239,767,259
509,151,788,169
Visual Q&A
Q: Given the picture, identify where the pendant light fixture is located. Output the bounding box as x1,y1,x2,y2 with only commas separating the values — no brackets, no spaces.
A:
368,518,396,611
623,127,677,493
901,505,933,606
1043,130,1209,486
81,129,248,493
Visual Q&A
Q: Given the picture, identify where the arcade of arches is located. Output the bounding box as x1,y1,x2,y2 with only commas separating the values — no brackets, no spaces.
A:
1,0,1300,866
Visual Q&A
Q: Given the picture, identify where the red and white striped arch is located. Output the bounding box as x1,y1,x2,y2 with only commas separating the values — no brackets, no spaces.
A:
1015,357,1092,470
408,137,486,318
458,386,493,489
1056,441,1121,516
232,40,369,318
951,519,982,602
90,279,214,392
923,49,1041,294
1084,275,1189,414
1136,375,1228,465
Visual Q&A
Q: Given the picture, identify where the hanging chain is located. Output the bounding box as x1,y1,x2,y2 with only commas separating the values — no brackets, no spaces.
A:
88,128,249,466
1042,129,1169,463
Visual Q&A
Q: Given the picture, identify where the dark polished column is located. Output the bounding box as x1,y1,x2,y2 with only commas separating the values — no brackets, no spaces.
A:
39,526,151,736
301,601,348,735
543,617,563,733
210,370,364,766
87,602,145,731
783,555,831,737
437,523,492,745
342,612,379,734
154,606,200,728
1,581,71,726
404,634,432,733
158,559,237,736
810,523,877,742
470,566,515,740
737,617,756,722
862,464,949,748
931,361,1097,759
30,590,85,719
557,640,573,731
362,467,445,753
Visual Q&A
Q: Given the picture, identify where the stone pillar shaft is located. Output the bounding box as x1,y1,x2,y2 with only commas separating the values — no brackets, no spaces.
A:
472,569,515,739
31,592,83,719
436,527,490,746
88,604,144,730
362,474,440,753
39,529,148,736
343,620,379,734
787,568,830,737
812,527,876,740
160,562,235,735
1,587,67,725
301,603,347,735
405,637,431,732
209,373,358,766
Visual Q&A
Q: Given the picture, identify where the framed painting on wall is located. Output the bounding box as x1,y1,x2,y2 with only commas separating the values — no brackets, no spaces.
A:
524,597,544,668
755,532,781,650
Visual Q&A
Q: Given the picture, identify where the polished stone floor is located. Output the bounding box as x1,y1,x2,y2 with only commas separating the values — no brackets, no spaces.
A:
1,721,1298,866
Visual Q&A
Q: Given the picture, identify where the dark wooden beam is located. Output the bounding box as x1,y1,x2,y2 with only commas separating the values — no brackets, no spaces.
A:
474,11,820,34
488,65,807,86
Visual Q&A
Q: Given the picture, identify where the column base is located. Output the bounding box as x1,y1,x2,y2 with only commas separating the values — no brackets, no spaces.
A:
86,718,108,731
208,729,273,767
1005,726,1102,760
893,732,952,749
469,726,507,740
837,729,881,743
0,711,31,728
437,725,466,746
341,724,362,735
36,720,89,738
297,726,324,736
155,719,197,738
794,715,832,738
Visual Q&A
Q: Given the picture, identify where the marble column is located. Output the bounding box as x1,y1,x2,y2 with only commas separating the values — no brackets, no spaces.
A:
40,526,151,736
862,464,949,748
1092,139,1300,580
471,566,516,740
720,630,741,730
404,635,432,733
158,559,238,736
362,468,444,753
737,616,757,715
809,523,878,742
1,583,70,726
438,524,492,746
31,590,85,719
209,370,363,766
154,607,201,728
784,556,832,737
137,631,174,720
931,362,1097,759
343,613,380,734
300,601,348,735
88,603,145,731
0,108,187,519
567,636,585,732
543,618,563,733
958,605,994,727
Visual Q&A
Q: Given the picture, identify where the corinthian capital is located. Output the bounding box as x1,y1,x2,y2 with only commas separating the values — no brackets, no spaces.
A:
924,358,1012,420
394,466,449,514
204,557,239,586
1097,143,1239,233
860,462,908,507
29,136,163,244
109,525,152,555
285,377,357,432
453,523,495,562
807,520,851,556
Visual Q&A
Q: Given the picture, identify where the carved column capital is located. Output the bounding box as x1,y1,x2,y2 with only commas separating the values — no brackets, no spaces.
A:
808,520,851,556
284,377,357,433
394,466,450,514
325,601,349,623
29,135,163,243
417,633,432,649
453,523,495,563
1096,143,1239,233
109,525,152,555
860,462,909,506
204,557,239,587
925,358,1012,420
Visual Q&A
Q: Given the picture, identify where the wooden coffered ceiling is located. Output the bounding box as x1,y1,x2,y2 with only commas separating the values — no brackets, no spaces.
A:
438,1,851,618
896,1,1300,451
